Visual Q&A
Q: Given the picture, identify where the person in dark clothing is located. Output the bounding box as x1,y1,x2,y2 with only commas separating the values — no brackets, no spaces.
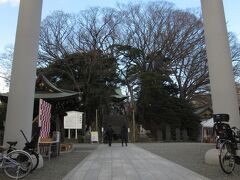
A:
105,125,114,146
120,125,128,147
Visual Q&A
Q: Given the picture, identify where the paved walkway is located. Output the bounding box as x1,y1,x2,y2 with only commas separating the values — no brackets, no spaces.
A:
63,143,210,180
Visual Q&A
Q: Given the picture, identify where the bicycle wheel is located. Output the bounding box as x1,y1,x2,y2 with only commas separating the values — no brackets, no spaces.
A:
2,150,33,179
219,141,235,174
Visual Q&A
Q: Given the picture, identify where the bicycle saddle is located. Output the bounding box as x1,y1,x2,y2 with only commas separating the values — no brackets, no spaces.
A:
7,141,17,146
0,145,7,152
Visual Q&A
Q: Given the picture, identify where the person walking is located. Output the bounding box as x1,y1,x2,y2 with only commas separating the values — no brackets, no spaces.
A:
106,125,113,146
120,125,128,147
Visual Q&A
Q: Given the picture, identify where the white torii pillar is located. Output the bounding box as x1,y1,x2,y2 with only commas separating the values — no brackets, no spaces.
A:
201,0,240,164
3,0,43,149
201,0,240,128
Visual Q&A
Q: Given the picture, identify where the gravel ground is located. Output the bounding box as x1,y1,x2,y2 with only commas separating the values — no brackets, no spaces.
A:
0,144,98,180
136,142,240,180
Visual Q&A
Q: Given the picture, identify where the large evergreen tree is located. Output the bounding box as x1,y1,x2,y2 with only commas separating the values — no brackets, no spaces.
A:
137,71,200,140
39,50,119,127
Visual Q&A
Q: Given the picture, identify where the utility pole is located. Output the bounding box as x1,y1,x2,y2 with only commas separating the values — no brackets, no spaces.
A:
128,86,136,143
96,109,98,131
132,106,136,142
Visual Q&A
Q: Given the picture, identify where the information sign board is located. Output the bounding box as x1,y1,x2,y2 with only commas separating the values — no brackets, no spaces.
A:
64,111,83,129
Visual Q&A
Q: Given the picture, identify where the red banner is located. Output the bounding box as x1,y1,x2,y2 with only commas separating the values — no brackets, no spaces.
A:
39,99,51,138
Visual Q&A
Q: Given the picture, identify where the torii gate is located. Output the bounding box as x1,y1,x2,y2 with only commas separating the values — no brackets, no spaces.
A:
3,0,240,155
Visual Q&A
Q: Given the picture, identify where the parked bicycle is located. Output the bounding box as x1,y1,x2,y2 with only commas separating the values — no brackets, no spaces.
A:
7,128,40,172
0,143,33,179
213,114,240,174
213,114,232,149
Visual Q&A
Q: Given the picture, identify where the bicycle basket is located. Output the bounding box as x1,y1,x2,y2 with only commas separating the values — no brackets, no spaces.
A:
214,123,233,139
213,114,229,123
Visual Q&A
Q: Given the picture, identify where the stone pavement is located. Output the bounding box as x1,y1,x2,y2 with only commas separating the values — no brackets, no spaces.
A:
63,143,210,180
137,143,240,180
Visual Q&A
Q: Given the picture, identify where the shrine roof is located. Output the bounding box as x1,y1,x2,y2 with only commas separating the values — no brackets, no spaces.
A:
0,74,82,102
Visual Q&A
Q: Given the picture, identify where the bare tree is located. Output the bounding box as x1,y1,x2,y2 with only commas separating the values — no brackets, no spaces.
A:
39,11,76,65
229,32,240,81
165,10,208,101
118,2,174,72
0,45,13,87
68,7,121,54
116,2,209,102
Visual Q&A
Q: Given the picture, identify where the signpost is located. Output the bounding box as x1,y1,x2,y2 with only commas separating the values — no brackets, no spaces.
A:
91,131,99,143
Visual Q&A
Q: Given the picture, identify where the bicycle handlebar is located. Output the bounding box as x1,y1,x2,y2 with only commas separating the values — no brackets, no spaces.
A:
231,126,240,131
20,130,30,143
